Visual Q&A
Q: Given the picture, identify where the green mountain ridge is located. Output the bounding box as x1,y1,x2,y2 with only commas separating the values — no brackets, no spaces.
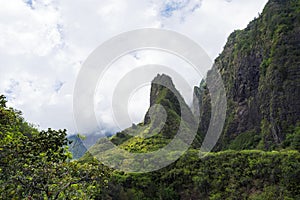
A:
1,0,300,199
87,0,300,162
67,134,87,160
195,0,300,151
81,0,300,198
94,0,300,155
90,73,199,154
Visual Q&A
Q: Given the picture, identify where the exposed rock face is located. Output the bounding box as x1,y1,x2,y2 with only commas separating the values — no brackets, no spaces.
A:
195,0,300,150
144,74,195,139
144,74,180,125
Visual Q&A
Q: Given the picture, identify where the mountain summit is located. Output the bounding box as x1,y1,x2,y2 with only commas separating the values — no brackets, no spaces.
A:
106,73,196,153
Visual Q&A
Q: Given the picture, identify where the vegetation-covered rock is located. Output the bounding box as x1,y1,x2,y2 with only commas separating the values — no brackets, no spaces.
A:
67,134,87,160
195,0,300,150
1,0,299,199
98,73,196,154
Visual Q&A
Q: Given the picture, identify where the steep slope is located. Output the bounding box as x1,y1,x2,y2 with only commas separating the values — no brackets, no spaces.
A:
195,0,300,150
108,74,196,153
78,0,300,199
67,134,87,160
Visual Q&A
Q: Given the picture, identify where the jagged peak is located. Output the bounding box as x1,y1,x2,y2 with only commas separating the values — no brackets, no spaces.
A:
149,73,178,107
151,73,175,89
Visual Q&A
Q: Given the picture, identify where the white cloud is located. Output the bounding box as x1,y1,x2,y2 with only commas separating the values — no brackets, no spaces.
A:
160,0,268,58
0,0,268,135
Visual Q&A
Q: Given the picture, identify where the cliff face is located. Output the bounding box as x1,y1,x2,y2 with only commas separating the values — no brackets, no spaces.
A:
109,74,196,152
144,74,195,139
96,0,300,152
195,0,300,150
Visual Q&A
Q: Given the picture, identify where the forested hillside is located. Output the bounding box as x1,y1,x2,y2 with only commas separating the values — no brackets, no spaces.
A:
0,95,110,199
86,74,299,199
1,96,299,199
195,0,300,151
88,0,300,198
1,0,299,199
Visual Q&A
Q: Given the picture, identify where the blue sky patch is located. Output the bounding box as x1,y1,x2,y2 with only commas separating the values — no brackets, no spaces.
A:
54,81,65,93
160,0,191,18
24,0,34,9
4,79,19,101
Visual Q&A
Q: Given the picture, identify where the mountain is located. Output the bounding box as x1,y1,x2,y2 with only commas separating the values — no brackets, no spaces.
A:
195,0,300,151
81,0,300,198
89,0,300,158
67,134,87,160
2,0,300,199
90,74,197,154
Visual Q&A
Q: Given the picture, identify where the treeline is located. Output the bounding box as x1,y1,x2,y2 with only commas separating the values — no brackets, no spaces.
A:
0,95,110,199
1,91,300,199
107,150,300,199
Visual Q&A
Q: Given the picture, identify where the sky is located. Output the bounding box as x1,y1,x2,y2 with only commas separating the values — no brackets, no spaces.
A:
0,0,268,136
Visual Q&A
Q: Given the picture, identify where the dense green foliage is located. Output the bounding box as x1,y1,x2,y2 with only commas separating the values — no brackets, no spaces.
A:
107,150,300,199
282,124,300,151
0,95,110,199
1,0,299,199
